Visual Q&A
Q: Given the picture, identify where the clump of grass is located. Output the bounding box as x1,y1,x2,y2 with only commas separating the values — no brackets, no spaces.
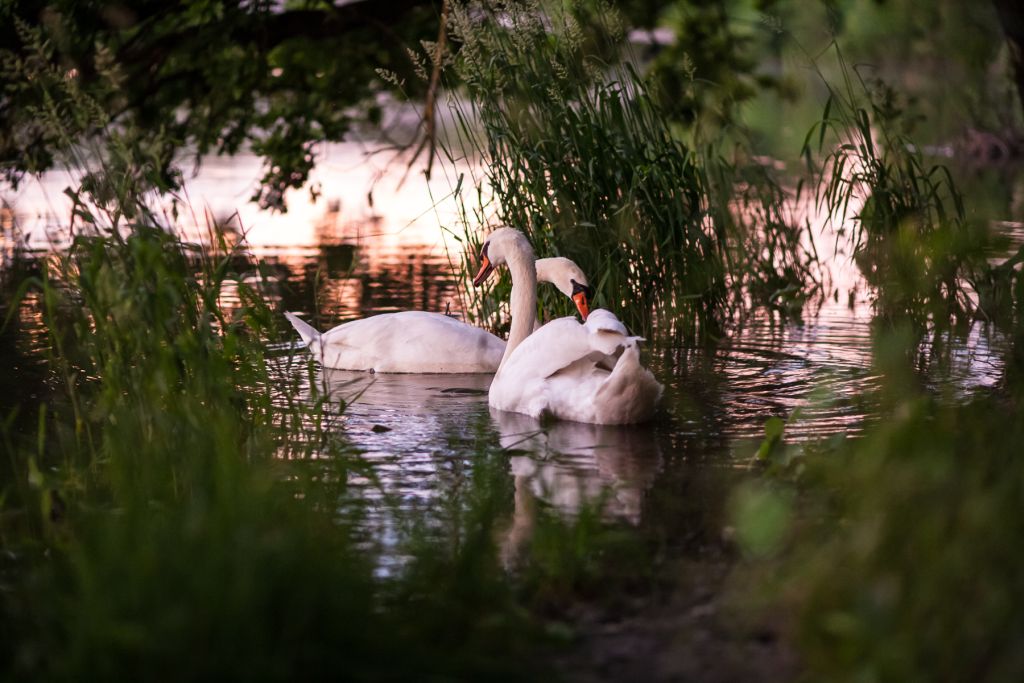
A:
803,45,991,326
1,219,366,677
722,45,1024,682
972,240,1024,328
443,0,817,339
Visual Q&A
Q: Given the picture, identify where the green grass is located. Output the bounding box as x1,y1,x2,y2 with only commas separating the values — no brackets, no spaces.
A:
728,318,1024,682
442,1,818,340
801,44,994,326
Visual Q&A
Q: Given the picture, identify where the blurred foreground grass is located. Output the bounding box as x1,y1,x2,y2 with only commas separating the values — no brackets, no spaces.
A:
0,225,654,680
731,324,1024,682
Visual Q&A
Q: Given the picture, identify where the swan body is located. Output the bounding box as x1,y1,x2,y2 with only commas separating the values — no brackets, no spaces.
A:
476,228,663,424
286,310,503,373
284,257,589,373
490,310,663,424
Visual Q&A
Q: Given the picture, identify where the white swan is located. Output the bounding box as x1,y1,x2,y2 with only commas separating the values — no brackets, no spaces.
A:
284,256,591,373
473,227,663,424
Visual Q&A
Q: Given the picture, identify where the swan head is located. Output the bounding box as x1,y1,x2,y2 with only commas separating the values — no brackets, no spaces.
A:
535,257,593,321
472,227,534,286
473,228,592,320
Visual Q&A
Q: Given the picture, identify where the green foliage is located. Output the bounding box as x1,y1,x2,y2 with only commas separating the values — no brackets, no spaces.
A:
1,223,355,677
830,0,1021,137
803,47,991,325
0,0,439,210
974,241,1024,327
632,0,787,133
756,392,1024,681
446,0,817,339
729,480,791,559
754,415,785,461
729,317,1024,682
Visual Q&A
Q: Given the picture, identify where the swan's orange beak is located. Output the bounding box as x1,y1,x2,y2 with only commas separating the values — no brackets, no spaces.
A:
473,254,494,287
572,290,590,321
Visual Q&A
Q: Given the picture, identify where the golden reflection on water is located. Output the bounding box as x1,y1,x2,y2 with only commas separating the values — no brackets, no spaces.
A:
2,143,479,329
1,142,473,288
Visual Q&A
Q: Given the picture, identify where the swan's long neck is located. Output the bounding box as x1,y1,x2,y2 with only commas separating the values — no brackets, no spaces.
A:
500,244,538,370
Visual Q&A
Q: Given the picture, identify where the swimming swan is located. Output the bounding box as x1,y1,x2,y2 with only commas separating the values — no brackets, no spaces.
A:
284,256,592,373
473,227,662,424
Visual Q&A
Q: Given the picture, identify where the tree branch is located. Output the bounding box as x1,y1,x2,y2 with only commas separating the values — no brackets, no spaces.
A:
117,0,439,77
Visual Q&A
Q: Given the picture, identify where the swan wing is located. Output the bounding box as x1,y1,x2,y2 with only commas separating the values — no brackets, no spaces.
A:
584,308,645,355
495,317,599,381
591,345,663,423
490,310,662,424
497,310,638,382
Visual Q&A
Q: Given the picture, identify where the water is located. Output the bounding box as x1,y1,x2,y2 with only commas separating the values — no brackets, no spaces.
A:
2,145,1016,542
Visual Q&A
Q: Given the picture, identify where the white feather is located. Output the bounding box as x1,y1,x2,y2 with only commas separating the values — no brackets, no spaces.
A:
489,310,662,424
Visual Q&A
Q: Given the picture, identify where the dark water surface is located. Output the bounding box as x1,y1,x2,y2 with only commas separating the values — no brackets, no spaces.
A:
2,149,1016,548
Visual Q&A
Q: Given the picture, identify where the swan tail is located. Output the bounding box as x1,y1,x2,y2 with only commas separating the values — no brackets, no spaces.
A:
595,345,663,424
284,312,322,350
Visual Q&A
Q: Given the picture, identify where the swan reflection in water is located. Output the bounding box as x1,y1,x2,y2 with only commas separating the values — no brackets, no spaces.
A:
490,408,661,565
309,368,660,558
491,409,661,521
